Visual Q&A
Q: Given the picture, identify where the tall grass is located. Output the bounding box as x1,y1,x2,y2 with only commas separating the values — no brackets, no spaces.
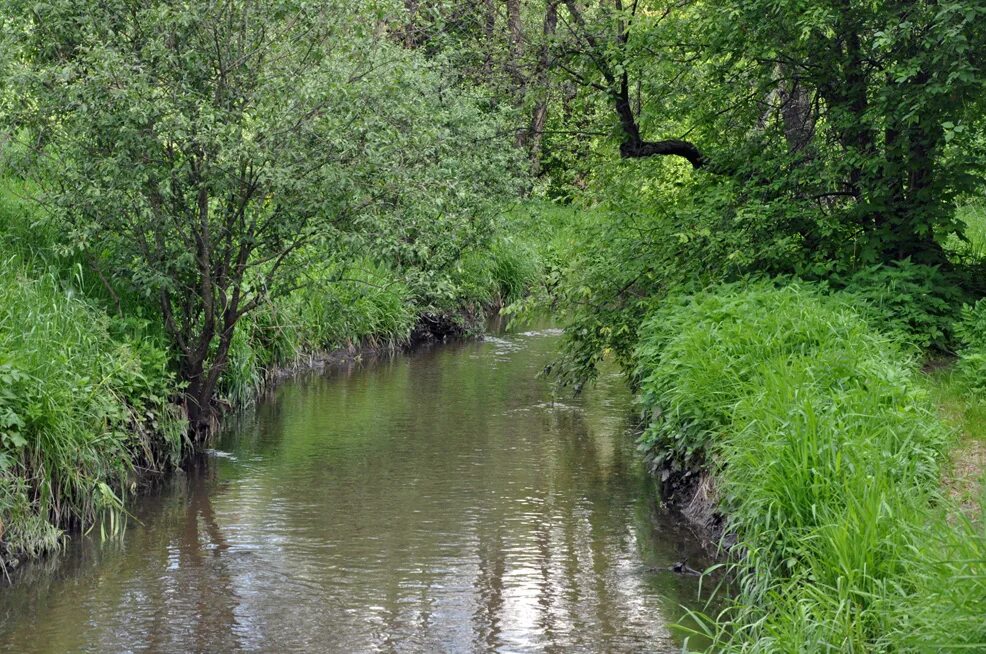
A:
452,237,542,310
219,238,543,405
947,201,986,260
0,258,182,562
0,177,56,265
220,259,420,405
634,282,985,651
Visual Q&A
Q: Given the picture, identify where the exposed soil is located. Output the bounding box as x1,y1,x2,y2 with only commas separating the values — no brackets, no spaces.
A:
650,459,728,553
943,438,986,521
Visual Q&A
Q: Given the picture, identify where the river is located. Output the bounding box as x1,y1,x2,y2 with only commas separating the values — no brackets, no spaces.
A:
0,324,710,653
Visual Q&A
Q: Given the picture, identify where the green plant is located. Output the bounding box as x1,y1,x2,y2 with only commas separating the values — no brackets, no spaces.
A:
954,298,986,396
635,281,891,471
944,201,986,261
837,259,965,350
0,257,181,560
632,281,967,651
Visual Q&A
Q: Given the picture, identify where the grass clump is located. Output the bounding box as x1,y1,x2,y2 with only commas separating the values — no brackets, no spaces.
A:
0,258,182,562
451,237,542,311
635,282,896,472
633,281,985,651
220,259,419,405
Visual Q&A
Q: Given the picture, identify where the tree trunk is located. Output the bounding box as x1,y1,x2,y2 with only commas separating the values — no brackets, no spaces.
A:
507,0,525,103
524,0,558,172
483,0,496,75
403,0,420,47
779,77,815,154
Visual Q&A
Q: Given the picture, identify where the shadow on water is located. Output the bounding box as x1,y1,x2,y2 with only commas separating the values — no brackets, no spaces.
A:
0,322,716,653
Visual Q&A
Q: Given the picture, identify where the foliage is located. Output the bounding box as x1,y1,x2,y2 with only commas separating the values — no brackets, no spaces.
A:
8,0,523,437
836,259,965,351
632,282,968,652
546,0,986,266
954,299,986,396
634,282,897,471
945,201,986,261
448,237,542,311
0,257,181,562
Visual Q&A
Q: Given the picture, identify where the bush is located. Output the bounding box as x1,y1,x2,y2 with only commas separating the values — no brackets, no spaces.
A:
836,259,964,351
954,298,986,396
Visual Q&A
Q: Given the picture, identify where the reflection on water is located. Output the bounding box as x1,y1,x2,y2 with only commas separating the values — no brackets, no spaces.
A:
0,325,709,653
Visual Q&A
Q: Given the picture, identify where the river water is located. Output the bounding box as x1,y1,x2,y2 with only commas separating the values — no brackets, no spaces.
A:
0,325,709,653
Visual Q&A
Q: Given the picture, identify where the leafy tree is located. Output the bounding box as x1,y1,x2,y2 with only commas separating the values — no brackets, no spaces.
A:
550,0,986,264
9,0,522,438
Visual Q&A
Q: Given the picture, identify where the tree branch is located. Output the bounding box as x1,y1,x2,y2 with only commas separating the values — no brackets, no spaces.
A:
619,138,705,167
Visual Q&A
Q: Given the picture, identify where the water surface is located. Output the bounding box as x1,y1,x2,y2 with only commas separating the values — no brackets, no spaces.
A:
0,326,708,653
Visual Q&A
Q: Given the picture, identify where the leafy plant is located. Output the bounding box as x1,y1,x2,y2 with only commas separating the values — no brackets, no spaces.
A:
837,259,965,350
954,299,986,396
632,281,963,651
0,257,180,560
9,0,524,440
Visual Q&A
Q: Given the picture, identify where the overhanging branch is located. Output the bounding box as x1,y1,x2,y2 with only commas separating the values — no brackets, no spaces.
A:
619,137,705,168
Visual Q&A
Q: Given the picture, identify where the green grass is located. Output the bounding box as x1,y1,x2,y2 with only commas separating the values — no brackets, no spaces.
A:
0,176,181,562
0,257,182,563
220,259,420,405
452,237,543,310
633,282,986,652
924,365,986,445
922,364,986,515
220,236,545,406
946,201,986,260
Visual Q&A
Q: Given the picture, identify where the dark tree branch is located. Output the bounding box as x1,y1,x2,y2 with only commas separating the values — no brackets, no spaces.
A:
619,138,705,167
562,0,706,169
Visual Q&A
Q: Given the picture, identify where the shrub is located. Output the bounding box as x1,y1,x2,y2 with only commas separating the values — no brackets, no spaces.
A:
954,298,986,396
837,259,964,351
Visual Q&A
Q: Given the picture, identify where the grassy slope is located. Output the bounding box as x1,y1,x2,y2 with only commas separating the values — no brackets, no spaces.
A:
628,282,986,652
0,181,183,564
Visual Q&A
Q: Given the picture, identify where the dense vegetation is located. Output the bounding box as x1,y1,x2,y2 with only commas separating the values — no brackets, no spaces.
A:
635,283,959,649
3,0,986,650
0,1,545,564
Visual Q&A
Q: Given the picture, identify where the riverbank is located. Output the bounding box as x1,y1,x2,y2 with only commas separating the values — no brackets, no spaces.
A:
628,282,986,651
0,258,523,569
0,175,544,568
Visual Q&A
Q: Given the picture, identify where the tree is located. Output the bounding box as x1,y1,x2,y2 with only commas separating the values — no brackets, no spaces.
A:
11,0,522,439
549,0,986,264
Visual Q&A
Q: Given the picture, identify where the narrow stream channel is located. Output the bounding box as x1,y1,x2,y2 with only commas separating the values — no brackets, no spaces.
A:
0,324,709,653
